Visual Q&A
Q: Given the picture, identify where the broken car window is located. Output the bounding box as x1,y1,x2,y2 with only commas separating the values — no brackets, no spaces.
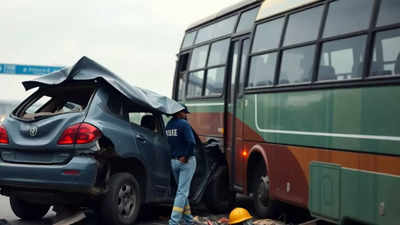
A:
16,85,96,120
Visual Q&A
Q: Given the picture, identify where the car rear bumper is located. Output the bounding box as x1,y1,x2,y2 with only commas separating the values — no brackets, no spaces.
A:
0,156,99,193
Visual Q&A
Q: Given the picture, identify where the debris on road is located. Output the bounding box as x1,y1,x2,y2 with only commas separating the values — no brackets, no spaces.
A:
53,212,85,225
51,207,86,225
193,216,284,225
253,219,285,225
194,215,228,225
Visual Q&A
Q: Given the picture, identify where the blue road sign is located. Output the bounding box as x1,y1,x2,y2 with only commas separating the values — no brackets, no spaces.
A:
0,63,63,75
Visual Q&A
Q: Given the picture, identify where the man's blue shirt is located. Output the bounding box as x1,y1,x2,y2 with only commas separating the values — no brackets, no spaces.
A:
165,118,195,158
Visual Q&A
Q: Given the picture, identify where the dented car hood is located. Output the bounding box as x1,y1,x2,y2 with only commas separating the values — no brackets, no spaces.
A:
22,56,184,115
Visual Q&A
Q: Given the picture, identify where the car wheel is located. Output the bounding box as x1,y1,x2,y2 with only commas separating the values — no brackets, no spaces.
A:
101,172,141,225
9,196,50,220
205,166,235,213
252,165,280,218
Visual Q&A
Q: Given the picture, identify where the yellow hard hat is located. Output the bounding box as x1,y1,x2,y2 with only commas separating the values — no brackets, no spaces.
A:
228,207,252,224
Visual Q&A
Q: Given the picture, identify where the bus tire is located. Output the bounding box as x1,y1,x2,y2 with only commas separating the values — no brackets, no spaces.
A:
205,166,234,213
101,172,142,225
252,167,280,218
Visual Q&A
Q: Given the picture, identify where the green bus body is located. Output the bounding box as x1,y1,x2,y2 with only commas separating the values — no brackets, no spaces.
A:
173,0,400,224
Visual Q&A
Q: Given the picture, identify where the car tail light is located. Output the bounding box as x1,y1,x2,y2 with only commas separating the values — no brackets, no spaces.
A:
63,170,80,175
0,125,9,144
58,123,102,145
75,123,102,144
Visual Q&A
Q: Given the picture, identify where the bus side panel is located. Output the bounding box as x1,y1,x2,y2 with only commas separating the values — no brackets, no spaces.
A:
244,86,400,156
243,140,309,207
310,161,400,225
242,136,400,218
241,87,400,222
187,110,224,138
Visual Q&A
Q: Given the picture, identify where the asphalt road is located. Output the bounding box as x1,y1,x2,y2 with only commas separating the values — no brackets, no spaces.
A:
0,194,185,225
0,194,233,225
0,194,315,225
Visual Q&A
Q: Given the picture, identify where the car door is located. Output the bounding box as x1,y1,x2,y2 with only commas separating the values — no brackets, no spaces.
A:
126,109,171,196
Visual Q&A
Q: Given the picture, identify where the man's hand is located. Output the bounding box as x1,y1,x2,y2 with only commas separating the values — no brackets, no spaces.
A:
178,156,188,163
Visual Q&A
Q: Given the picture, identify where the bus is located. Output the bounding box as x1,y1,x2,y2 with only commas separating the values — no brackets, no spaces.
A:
172,0,400,224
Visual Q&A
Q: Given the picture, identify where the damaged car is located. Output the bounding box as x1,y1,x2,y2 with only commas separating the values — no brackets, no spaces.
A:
0,57,227,225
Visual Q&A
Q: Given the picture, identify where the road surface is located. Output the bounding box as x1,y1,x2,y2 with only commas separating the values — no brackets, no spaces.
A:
0,194,318,225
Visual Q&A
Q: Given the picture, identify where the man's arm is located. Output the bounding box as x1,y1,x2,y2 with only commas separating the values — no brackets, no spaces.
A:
179,121,195,163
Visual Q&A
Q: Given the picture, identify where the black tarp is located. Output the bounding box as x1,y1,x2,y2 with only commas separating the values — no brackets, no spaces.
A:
22,56,184,115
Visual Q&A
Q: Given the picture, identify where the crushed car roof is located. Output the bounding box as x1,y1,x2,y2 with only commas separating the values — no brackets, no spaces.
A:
22,56,184,115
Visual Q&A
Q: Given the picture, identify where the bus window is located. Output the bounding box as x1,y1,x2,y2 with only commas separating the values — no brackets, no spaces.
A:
205,67,225,96
238,39,250,94
252,18,285,53
318,35,367,81
176,53,190,101
376,0,400,27
195,15,238,44
181,31,197,49
370,28,400,77
178,53,190,72
208,39,230,67
177,73,186,101
189,45,209,70
247,53,277,87
236,7,259,33
283,6,323,46
279,45,315,85
323,0,373,38
187,71,204,98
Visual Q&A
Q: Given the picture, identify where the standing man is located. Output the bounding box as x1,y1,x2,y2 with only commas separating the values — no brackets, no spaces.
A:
166,105,197,225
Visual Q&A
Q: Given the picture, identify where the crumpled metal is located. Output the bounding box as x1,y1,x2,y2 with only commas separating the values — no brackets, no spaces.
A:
22,56,184,115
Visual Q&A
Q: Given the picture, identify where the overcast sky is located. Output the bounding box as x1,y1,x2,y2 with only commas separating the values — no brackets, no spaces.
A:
0,0,242,102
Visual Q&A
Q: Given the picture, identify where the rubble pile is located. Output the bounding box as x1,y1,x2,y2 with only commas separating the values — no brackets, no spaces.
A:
193,216,285,225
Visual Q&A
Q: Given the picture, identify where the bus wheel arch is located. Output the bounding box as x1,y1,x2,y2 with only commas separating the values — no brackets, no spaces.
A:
247,145,271,195
247,145,280,219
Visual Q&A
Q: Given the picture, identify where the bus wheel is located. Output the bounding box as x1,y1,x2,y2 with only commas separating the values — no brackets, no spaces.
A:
205,166,234,213
252,169,280,218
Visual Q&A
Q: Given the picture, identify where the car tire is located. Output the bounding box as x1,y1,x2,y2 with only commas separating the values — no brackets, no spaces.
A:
252,165,280,219
101,172,142,225
205,166,235,213
9,196,50,220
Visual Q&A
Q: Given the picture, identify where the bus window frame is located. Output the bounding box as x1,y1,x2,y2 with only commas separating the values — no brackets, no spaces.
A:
179,3,261,52
365,27,400,80
236,6,261,35
175,50,192,101
180,30,198,51
186,70,206,99
194,14,240,46
251,16,287,54
189,43,211,71
185,37,232,100
244,0,400,94
174,2,263,101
